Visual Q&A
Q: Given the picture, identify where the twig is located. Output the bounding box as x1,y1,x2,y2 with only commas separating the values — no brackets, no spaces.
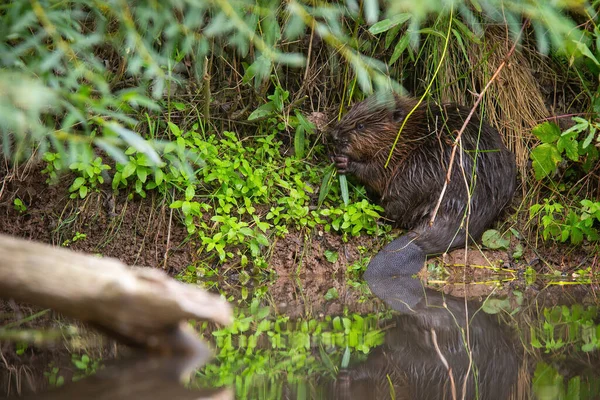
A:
301,17,316,92
431,328,457,400
428,22,528,226
163,188,175,270
203,56,211,126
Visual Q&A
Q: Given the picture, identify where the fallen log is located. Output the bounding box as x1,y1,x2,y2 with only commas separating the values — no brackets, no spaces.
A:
20,354,234,400
0,234,232,353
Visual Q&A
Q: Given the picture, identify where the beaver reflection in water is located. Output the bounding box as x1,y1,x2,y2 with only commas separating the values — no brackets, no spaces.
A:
330,94,516,279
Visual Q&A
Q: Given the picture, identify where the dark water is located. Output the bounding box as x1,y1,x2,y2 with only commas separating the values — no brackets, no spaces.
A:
4,275,600,400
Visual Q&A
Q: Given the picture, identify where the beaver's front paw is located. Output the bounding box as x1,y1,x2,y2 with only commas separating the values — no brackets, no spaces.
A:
333,155,350,174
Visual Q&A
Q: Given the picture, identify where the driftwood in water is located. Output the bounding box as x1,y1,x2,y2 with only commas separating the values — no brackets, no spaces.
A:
21,354,233,400
0,234,232,353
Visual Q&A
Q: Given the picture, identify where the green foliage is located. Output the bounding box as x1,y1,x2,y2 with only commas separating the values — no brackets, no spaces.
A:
158,122,386,265
1,0,305,164
41,152,63,184
15,342,28,356
196,298,390,392
530,305,600,353
112,147,157,199
481,292,523,315
481,229,510,250
2,0,588,167
13,198,27,213
68,157,111,199
248,83,315,160
319,200,387,239
530,199,600,244
386,0,582,53
324,250,339,264
44,363,64,387
71,353,101,381
62,232,87,247
346,256,371,277
533,362,600,400
530,121,599,181
324,287,339,301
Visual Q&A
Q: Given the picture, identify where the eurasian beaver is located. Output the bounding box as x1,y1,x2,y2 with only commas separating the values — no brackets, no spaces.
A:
330,93,516,279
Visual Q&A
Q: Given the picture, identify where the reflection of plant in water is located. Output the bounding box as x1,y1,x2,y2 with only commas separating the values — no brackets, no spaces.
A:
530,305,600,353
527,304,600,398
44,362,64,387
72,354,102,381
195,298,391,392
533,362,600,399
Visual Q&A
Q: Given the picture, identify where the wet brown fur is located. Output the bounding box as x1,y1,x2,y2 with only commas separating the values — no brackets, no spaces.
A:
330,93,516,255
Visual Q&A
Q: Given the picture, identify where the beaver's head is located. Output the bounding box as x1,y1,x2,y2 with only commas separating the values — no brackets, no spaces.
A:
329,93,410,161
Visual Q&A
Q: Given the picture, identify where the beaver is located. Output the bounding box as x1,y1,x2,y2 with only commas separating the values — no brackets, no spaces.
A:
330,93,516,279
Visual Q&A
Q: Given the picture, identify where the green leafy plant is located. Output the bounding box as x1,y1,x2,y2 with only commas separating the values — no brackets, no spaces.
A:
319,200,387,239
530,121,599,181
530,305,600,354
44,363,65,387
481,229,511,250
112,147,159,199
324,250,339,264
71,354,101,381
248,83,315,159
170,186,211,235
13,198,27,213
41,152,63,184
62,232,87,247
68,157,111,199
530,199,600,244
532,362,600,400
324,287,339,301
196,298,390,392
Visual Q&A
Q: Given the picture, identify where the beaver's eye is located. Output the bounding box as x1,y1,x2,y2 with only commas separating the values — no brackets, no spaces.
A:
356,123,364,130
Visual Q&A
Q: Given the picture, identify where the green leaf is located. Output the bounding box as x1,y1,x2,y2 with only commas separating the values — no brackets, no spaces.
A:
532,122,561,143
531,143,562,180
248,103,275,120
384,24,403,49
557,132,579,161
121,162,136,179
70,177,85,190
339,174,349,206
363,0,379,24
369,14,410,35
324,287,339,301
482,297,511,314
274,52,305,67
79,185,88,198
512,243,524,259
185,185,195,201
154,169,164,185
136,167,147,183
318,166,335,207
324,249,339,263
573,39,600,65
481,229,510,250
112,172,122,190
389,34,410,66
341,346,351,368
294,125,305,159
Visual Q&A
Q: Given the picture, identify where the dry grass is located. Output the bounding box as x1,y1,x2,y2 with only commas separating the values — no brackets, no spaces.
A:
433,25,550,194
473,28,549,192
